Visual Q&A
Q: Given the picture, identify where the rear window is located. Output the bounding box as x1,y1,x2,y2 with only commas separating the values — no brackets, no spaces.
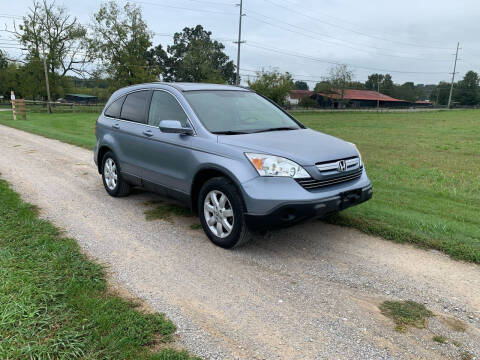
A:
104,96,125,118
120,91,150,123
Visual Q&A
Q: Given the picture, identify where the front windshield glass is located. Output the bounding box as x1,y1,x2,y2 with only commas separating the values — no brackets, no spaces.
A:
183,90,302,134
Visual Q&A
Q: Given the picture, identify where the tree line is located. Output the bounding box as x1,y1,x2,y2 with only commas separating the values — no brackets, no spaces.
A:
0,0,478,107
0,0,236,102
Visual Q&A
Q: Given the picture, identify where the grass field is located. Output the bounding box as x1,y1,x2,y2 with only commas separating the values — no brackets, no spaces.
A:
0,178,198,359
0,109,479,262
296,110,480,263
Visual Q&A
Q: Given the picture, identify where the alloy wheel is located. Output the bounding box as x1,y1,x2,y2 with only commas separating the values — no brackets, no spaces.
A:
203,190,234,238
104,158,118,190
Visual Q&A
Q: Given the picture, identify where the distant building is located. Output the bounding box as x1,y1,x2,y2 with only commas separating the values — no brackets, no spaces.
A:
288,89,414,108
316,89,410,108
287,90,313,105
65,93,98,104
414,100,433,107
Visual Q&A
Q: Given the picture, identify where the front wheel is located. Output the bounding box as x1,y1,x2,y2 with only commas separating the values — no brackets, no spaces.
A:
198,177,251,249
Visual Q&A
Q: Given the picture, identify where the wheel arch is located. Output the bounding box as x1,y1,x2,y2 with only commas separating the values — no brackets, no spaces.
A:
190,166,244,214
97,145,113,174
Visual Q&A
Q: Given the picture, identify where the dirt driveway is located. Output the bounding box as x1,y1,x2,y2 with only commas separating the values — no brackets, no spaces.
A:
0,124,479,360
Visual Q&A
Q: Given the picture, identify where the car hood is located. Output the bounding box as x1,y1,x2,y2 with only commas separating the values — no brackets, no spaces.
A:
218,128,357,165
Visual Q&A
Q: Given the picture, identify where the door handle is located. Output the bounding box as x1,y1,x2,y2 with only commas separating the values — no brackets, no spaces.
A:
143,130,154,137
112,123,120,129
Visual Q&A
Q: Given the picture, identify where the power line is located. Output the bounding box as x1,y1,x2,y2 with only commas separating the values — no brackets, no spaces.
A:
146,0,235,6
0,14,22,20
260,0,453,51
243,42,448,75
246,12,452,62
132,0,236,15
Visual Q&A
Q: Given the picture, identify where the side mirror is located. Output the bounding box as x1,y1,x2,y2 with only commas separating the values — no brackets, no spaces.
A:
159,120,194,135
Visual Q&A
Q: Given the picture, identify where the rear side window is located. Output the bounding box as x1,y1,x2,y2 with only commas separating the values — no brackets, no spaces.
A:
148,91,189,127
120,91,150,123
104,96,125,118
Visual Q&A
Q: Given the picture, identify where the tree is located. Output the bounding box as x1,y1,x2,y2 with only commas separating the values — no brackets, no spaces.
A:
382,74,394,95
0,52,10,98
298,95,316,108
88,1,157,88
314,80,333,93
146,44,168,79
325,64,353,101
365,73,384,91
14,0,89,99
0,51,7,69
454,71,479,105
365,73,393,95
430,82,451,105
247,70,293,106
347,81,365,90
393,82,418,102
161,25,236,84
294,80,308,90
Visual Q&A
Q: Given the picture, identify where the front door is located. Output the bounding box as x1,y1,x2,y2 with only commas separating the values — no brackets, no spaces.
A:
140,89,194,194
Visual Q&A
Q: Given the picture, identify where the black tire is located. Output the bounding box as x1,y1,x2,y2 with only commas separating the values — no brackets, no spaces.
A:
198,176,251,249
101,151,130,197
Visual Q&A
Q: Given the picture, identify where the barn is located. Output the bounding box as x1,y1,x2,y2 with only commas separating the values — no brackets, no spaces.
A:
288,89,412,108
315,89,410,108
65,93,98,104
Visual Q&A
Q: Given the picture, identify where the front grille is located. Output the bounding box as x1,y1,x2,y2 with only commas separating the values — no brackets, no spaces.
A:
296,157,363,190
316,157,360,174
296,168,363,190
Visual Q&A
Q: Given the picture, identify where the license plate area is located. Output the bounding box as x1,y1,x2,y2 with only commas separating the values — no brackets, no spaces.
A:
339,188,362,209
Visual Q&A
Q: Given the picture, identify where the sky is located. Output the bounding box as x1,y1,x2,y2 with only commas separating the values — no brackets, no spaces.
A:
1,0,479,87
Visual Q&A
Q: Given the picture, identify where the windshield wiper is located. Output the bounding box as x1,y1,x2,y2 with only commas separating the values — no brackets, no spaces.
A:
250,127,298,134
211,130,250,135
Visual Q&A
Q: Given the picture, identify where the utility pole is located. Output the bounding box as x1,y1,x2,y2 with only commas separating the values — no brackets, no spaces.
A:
42,55,52,113
447,42,460,109
234,0,245,85
377,78,380,109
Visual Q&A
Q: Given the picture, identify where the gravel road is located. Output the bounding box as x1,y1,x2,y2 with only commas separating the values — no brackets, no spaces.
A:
1,124,479,360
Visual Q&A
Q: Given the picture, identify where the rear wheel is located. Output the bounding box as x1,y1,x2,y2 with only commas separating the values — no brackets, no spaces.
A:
101,151,130,197
198,177,251,249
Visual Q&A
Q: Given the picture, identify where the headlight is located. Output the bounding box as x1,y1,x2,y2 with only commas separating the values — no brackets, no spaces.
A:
245,153,311,178
347,142,363,167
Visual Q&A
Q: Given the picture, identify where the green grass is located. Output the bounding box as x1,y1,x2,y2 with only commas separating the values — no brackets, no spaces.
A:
0,111,97,149
1,109,479,262
0,178,199,360
144,201,193,221
293,110,480,263
432,335,448,344
379,300,433,332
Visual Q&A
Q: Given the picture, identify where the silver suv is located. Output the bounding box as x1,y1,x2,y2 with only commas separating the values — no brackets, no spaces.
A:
94,83,372,248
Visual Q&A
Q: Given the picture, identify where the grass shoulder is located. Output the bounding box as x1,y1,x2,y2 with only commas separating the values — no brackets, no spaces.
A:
0,178,199,359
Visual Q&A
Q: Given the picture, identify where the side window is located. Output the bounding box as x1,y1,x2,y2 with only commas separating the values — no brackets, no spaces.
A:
148,91,189,127
104,96,125,118
120,91,149,123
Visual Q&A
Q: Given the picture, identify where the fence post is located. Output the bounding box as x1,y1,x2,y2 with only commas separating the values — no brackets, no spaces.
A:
10,91,16,120
12,99,27,120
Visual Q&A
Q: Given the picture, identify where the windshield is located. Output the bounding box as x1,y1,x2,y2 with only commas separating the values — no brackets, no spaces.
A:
183,90,302,134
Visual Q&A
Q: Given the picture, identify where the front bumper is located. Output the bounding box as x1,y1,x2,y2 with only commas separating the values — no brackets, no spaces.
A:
245,183,372,230
241,169,372,229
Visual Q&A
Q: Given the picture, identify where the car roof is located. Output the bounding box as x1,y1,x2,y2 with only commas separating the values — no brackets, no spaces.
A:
120,82,250,92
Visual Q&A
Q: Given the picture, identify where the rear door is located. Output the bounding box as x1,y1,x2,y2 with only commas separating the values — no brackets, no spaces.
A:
113,90,152,178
